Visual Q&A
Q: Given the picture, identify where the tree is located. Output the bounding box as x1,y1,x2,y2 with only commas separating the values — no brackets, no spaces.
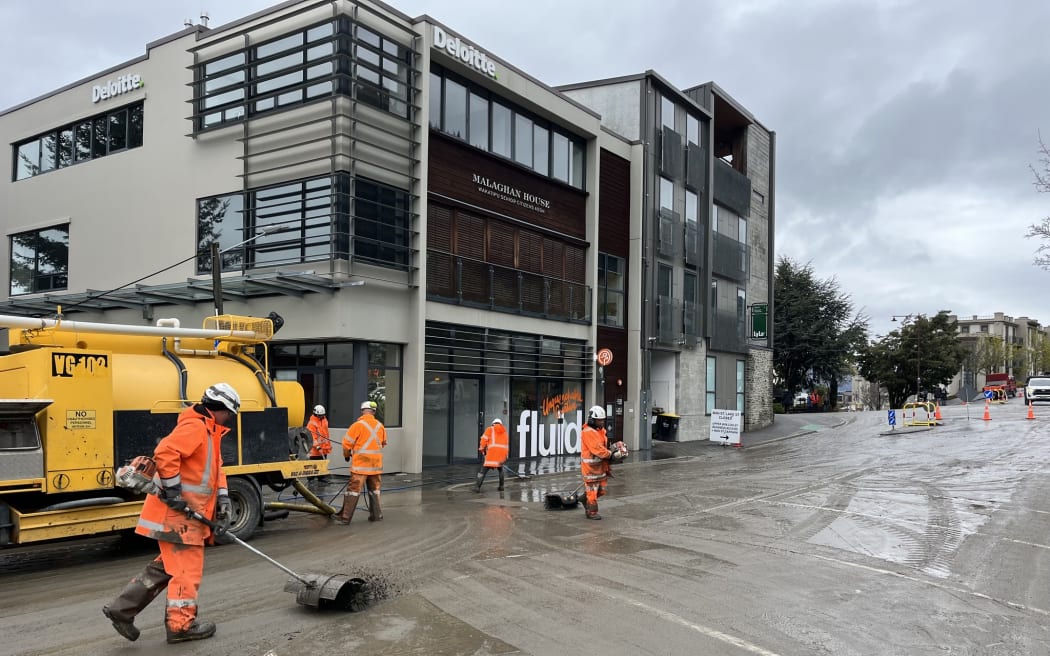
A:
973,335,1007,377
773,257,868,408
856,312,967,408
1025,133,1050,267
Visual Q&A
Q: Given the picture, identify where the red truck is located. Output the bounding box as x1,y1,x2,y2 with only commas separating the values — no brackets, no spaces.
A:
984,373,1017,398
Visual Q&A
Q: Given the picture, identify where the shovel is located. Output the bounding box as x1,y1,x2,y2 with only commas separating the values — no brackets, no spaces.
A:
188,508,370,612
544,482,584,510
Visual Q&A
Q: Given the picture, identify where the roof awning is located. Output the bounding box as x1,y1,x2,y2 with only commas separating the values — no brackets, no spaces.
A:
0,271,341,317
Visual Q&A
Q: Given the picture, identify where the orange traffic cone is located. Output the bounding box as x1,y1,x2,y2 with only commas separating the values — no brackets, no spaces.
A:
1027,403,1036,420
935,403,943,421
982,401,991,421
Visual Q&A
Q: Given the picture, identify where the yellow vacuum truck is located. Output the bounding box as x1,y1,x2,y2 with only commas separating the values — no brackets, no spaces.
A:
0,312,326,546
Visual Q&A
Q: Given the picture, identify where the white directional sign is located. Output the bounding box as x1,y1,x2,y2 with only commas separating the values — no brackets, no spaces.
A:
708,409,742,446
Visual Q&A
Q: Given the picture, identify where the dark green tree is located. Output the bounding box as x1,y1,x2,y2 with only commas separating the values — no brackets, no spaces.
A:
773,257,868,408
856,312,967,408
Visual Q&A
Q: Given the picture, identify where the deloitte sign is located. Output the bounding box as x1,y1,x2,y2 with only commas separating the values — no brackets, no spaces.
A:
92,74,143,104
432,26,497,79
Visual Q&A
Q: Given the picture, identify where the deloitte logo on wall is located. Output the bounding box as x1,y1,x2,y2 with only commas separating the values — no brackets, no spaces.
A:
432,26,497,79
92,74,143,103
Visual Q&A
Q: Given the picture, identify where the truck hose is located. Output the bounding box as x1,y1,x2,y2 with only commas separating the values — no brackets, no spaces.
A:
290,478,337,514
264,501,333,515
161,339,191,406
217,350,277,407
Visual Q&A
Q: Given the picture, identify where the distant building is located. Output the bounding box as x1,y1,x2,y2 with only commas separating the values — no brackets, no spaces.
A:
949,312,1049,399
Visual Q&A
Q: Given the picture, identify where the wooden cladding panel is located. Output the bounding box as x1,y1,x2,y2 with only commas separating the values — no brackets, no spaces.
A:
598,148,631,257
456,213,486,260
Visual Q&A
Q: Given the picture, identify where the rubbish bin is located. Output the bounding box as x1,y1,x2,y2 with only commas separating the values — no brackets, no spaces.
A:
654,413,680,441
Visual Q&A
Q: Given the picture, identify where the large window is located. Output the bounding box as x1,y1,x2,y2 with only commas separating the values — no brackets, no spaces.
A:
9,225,69,295
706,357,716,414
598,253,624,328
197,173,409,273
736,360,745,412
430,65,586,190
14,103,143,181
195,19,412,130
354,177,411,268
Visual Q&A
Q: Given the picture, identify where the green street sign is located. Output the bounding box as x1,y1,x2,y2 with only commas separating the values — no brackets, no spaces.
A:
751,303,768,339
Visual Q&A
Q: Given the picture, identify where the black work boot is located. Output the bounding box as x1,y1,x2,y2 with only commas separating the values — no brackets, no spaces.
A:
473,469,486,493
335,493,357,524
102,606,140,642
585,503,602,520
368,491,383,521
166,619,216,644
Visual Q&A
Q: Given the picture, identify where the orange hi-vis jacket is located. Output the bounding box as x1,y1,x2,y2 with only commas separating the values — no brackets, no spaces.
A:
307,415,331,456
580,424,611,484
479,424,509,468
343,413,387,475
136,405,228,545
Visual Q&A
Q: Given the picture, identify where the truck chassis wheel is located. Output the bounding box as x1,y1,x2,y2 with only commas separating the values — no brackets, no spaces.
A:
217,477,262,543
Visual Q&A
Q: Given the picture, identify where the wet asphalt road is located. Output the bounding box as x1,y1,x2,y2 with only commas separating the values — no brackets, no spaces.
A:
4,403,1050,655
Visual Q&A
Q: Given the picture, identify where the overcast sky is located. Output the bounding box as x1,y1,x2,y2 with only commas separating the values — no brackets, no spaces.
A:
3,0,1049,338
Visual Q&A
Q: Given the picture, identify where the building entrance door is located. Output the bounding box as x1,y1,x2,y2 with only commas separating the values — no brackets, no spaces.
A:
451,376,482,463
421,373,484,466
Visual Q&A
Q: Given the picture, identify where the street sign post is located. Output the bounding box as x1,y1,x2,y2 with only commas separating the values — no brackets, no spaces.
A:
750,303,768,340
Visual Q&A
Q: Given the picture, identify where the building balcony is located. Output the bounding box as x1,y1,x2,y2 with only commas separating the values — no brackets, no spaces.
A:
426,250,591,323
713,158,751,218
710,308,747,353
712,232,748,281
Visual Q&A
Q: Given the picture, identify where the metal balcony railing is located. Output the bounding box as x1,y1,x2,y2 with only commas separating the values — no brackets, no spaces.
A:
709,308,747,353
426,250,591,322
712,232,748,281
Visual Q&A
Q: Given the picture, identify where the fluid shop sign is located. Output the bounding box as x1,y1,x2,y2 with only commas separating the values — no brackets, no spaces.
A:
433,26,497,79
516,409,583,457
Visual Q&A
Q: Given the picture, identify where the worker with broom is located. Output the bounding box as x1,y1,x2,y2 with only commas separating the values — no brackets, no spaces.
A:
474,417,510,492
580,405,628,520
103,383,240,644
337,400,387,524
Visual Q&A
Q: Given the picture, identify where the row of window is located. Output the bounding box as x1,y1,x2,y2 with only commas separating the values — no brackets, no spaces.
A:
198,172,411,273
425,322,591,379
13,102,144,181
196,18,413,130
429,65,586,190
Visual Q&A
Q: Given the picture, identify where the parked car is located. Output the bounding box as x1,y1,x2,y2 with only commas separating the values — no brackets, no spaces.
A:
1024,377,1050,405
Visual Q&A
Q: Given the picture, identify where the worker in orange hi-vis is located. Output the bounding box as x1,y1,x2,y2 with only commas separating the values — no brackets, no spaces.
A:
473,418,509,492
337,400,387,524
306,404,331,483
580,405,628,520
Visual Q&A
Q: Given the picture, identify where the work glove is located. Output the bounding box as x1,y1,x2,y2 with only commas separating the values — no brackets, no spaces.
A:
216,495,233,534
160,484,188,514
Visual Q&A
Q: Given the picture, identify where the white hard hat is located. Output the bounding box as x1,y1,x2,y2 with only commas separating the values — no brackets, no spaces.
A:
588,405,606,420
361,400,377,411
313,405,326,415
491,418,502,425
202,383,240,414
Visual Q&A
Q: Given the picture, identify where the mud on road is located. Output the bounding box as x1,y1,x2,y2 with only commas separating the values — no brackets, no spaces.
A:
4,406,1050,655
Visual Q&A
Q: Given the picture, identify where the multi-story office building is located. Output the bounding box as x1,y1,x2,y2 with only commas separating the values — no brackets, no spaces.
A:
1,0,774,471
560,76,775,445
